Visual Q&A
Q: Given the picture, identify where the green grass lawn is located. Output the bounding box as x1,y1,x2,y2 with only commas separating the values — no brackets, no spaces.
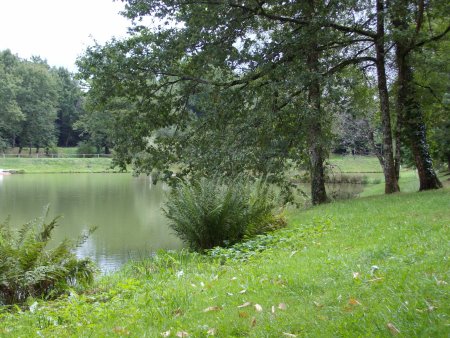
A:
1,188,448,337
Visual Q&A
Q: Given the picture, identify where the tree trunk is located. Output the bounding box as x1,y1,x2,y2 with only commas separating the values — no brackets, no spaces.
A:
392,0,442,191
375,0,400,193
306,0,328,205
394,118,402,181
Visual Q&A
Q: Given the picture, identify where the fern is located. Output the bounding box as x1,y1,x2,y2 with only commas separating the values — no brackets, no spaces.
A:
163,177,285,251
0,210,97,305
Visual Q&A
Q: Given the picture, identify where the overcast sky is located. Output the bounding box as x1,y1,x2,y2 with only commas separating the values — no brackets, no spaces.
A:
0,0,130,72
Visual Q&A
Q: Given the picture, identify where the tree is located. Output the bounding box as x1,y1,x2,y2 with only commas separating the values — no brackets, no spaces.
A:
15,60,58,153
80,1,381,204
389,0,446,190
0,50,24,149
52,67,84,147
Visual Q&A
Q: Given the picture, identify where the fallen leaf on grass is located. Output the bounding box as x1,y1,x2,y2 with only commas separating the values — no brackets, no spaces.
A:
112,327,130,335
254,304,263,312
176,331,189,337
352,272,360,279
239,311,249,318
203,306,222,312
386,323,400,335
207,328,216,336
250,317,257,327
278,303,287,310
282,333,297,337
313,301,323,308
239,289,247,294
348,298,361,306
160,330,171,337
271,305,276,314
173,308,184,317
238,301,252,308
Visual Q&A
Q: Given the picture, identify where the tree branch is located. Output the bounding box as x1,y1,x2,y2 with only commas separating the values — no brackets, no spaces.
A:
413,24,450,49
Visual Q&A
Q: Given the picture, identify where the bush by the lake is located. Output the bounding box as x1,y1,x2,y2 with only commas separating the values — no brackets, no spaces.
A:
163,177,285,251
0,211,97,305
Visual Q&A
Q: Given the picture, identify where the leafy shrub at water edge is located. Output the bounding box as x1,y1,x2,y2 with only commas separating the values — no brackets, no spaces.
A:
0,209,97,305
163,177,285,251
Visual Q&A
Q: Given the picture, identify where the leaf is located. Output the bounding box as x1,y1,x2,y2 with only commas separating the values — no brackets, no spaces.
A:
203,306,222,312
238,301,251,308
283,333,297,337
348,298,361,306
352,272,360,279
173,308,183,317
161,330,171,337
254,304,263,312
271,305,276,314
278,303,287,310
239,289,247,294
239,311,249,318
176,331,189,337
207,328,216,336
386,323,400,335
112,327,130,335
250,317,257,327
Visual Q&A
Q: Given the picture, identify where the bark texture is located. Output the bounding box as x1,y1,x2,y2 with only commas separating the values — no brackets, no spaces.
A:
375,0,400,193
392,0,442,190
306,0,328,205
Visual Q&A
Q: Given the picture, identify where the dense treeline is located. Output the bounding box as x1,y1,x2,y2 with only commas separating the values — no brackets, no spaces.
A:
0,50,85,153
77,0,449,204
0,50,114,154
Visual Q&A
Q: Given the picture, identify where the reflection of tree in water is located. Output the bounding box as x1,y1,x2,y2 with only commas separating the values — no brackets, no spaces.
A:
131,175,182,248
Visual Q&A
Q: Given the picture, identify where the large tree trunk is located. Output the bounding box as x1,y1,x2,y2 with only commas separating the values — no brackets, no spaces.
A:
306,0,327,205
394,117,402,181
396,56,442,190
393,0,442,191
375,0,400,193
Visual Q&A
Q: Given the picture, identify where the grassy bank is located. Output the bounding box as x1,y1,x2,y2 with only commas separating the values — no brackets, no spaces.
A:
0,157,116,173
1,188,448,337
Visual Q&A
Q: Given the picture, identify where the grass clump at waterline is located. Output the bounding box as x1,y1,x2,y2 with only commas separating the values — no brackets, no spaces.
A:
0,157,116,173
1,188,448,337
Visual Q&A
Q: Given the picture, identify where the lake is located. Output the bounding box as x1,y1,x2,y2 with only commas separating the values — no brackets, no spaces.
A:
0,173,183,272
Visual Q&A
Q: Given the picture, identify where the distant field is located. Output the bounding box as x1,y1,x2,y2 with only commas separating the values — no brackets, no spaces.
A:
0,157,117,173
1,147,111,157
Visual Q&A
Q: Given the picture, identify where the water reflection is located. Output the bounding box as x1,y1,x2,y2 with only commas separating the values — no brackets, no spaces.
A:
0,174,183,272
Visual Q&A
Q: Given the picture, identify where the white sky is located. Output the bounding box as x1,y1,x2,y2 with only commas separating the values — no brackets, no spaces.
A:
0,0,130,72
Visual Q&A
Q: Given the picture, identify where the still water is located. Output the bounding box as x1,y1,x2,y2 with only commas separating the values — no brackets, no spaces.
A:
0,174,183,272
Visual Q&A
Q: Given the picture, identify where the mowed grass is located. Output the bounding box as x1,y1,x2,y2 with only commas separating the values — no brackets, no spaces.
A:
0,157,116,173
1,188,448,337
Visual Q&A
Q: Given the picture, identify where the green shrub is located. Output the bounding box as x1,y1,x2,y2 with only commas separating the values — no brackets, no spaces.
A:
163,177,285,251
76,141,96,157
0,210,97,305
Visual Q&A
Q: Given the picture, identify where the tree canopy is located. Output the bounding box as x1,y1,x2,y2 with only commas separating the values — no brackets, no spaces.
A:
77,0,450,202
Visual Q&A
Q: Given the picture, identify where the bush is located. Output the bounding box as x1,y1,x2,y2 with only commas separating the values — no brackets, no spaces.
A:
77,141,96,157
163,177,285,251
0,210,97,305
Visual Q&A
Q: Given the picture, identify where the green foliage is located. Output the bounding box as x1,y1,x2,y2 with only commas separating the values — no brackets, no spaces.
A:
0,209,97,305
163,177,285,251
76,141,96,157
